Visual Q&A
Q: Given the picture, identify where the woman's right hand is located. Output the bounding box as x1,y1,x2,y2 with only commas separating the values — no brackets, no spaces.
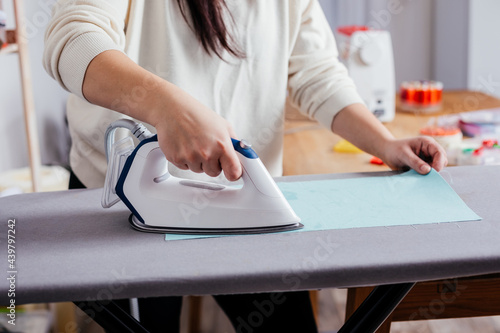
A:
151,83,242,181
82,50,241,180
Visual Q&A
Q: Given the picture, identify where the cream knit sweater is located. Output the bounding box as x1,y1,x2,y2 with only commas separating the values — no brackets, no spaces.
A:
44,0,363,188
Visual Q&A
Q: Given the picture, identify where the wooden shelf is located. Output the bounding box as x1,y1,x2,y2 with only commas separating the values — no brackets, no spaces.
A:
0,0,41,192
0,43,18,55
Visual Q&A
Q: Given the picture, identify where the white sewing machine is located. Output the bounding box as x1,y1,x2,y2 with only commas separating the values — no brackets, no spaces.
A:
336,26,395,123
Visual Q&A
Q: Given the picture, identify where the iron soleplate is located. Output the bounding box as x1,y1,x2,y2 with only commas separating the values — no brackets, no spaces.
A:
129,214,304,235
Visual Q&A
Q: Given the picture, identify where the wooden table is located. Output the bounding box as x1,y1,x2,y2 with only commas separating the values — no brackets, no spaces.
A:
283,90,500,175
283,90,500,332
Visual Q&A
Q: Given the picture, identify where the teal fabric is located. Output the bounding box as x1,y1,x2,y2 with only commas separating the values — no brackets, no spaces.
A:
165,169,481,241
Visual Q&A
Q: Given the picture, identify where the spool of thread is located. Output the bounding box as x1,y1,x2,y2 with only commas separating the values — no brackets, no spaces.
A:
420,126,462,151
400,81,443,113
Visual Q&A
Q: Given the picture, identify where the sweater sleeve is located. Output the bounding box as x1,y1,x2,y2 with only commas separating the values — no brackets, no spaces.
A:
287,0,365,129
43,0,128,99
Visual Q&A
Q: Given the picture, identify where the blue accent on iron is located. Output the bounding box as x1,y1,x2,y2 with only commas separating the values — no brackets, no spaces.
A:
115,135,159,224
231,138,258,159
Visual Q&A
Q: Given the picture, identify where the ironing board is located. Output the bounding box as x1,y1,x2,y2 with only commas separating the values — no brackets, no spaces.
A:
1,165,500,332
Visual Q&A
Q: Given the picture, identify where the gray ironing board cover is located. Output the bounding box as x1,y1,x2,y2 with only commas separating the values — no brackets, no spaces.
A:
1,165,499,305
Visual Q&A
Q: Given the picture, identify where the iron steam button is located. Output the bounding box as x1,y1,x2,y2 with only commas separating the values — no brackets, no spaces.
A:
240,140,252,149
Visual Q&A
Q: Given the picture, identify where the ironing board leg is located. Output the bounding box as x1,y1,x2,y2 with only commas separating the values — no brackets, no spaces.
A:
73,283,413,333
74,300,150,333
338,282,416,333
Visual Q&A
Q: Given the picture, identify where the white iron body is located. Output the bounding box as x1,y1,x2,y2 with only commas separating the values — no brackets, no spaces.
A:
337,28,395,122
102,120,302,235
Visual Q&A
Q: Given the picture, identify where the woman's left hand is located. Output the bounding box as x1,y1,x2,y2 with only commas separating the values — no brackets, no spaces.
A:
381,136,448,174
331,103,447,175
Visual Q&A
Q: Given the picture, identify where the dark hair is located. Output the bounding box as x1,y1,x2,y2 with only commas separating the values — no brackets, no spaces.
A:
176,0,244,59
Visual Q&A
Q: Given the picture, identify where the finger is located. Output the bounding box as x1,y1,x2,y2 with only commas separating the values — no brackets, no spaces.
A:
186,160,203,173
202,158,223,177
402,145,432,175
421,140,448,171
171,162,189,170
169,148,203,173
197,140,225,177
432,152,448,171
220,143,242,181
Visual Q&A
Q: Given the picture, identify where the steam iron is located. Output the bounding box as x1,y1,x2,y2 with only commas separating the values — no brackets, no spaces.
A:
101,119,303,235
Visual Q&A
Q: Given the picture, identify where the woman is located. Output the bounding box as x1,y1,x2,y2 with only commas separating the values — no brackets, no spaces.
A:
44,0,446,332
